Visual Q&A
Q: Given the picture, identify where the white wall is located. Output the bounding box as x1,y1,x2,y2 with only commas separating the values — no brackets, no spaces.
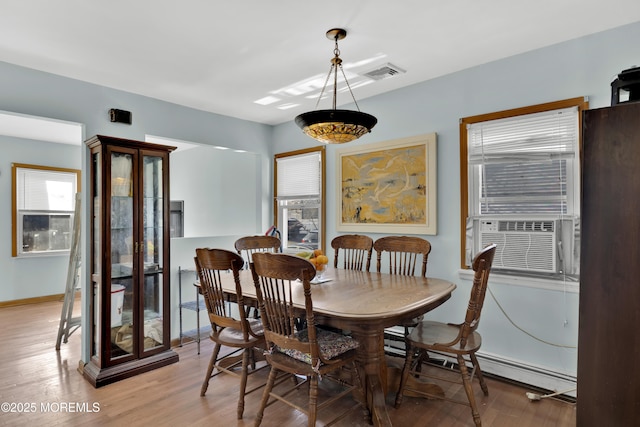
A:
170,145,262,237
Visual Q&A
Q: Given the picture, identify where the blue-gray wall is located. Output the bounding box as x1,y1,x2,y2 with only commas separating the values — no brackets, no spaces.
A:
0,59,274,297
1,20,639,390
0,136,81,300
273,21,640,390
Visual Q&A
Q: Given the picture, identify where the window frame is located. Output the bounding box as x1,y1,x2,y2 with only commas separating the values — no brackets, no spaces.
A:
11,163,81,257
274,146,326,253
459,97,588,270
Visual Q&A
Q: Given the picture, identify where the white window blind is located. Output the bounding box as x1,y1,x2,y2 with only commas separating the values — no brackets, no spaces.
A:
276,152,321,198
467,107,579,216
468,107,578,162
17,168,77,211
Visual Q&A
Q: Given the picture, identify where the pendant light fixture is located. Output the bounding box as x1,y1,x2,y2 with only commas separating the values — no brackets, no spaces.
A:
295,28,377,144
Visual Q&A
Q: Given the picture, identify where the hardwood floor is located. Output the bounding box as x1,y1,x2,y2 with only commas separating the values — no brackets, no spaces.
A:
0,301,576,426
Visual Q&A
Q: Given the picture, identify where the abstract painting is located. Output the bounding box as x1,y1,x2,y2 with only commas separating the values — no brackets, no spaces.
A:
336,133,437,234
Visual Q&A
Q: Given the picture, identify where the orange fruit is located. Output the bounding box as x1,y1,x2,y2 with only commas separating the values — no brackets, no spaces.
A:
313,249,323,257
317,255,328,265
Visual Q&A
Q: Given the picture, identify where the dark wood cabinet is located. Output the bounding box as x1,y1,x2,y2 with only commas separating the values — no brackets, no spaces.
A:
578,102,640,425
83,135,178,387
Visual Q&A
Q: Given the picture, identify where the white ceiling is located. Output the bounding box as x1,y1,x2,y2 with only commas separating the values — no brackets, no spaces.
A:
2,1,640,126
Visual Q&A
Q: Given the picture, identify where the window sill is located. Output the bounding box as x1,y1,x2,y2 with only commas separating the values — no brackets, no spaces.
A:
16,251,71,258
457,269,579,293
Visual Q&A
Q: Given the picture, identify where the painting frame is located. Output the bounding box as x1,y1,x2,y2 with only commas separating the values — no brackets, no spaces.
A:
336,133,437,235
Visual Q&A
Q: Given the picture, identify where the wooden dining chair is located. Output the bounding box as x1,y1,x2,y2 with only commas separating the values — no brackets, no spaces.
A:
234,235,281,269
250,252,368,427
194,248,268,420
394,243,497,427
235,235,281,317
374,235,432,355
331,234,374,271
374,235,431,277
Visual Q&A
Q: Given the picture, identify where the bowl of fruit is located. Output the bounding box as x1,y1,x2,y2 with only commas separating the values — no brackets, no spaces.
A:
296,249,329,281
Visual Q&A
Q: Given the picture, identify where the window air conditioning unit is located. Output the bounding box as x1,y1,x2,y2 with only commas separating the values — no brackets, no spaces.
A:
471,218,579,275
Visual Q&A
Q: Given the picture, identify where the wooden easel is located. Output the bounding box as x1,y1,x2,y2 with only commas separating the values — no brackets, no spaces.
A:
56,193,81,350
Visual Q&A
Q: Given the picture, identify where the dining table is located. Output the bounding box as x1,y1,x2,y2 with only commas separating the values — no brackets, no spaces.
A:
219,266,456,427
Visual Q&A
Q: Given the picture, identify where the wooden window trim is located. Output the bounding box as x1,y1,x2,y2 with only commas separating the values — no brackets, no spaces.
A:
458,97,588,269
274,146,326,252
11,163,81,257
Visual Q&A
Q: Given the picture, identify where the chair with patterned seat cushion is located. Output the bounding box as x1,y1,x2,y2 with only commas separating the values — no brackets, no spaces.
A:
394,244,497,427
250,252,368,427
194,248,269,420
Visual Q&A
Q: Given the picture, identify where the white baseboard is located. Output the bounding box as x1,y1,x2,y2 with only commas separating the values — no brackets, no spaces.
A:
475,351,576,397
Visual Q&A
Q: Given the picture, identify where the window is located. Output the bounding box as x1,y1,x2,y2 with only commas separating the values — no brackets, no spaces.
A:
460,97,588,278
12,163,80,257
274,147,325,253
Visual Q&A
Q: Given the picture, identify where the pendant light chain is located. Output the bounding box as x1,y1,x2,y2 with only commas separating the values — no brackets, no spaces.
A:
294,28,377,144
333,34,361,112
314,64,334,110
313,34,362,112
332,38,340,110
338,62,361,112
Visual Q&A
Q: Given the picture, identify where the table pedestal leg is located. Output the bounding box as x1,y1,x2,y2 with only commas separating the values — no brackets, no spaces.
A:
353,329,392,427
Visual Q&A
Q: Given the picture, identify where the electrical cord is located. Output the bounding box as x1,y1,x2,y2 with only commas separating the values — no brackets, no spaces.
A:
487,285,577,349
488,284,578,404
526,388,576,401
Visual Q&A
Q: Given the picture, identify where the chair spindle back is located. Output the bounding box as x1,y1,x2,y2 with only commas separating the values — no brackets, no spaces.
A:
331,234,374,271
459,243,497,347
250,253,320,363
194,248,249,339
235,235,281,269
374,236,432,277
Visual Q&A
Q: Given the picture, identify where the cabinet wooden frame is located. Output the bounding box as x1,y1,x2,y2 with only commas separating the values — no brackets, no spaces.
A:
84,135,178,387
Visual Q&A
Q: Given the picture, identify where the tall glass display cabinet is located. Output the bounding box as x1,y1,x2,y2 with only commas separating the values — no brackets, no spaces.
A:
84,135,179,387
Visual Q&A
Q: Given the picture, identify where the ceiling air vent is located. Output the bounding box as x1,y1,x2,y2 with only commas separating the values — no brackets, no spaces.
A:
361,63,406,81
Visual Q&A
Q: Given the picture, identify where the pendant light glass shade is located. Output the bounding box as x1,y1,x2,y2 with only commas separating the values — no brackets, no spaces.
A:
295,109,378,144
295,28,377,144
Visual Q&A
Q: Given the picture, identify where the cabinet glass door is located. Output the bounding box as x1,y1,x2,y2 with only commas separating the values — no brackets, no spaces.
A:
141,153,164,351
110,151,135,360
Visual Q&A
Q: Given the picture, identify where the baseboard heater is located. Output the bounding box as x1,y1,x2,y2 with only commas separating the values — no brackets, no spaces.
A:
383,331,576,399
475,351,576,398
